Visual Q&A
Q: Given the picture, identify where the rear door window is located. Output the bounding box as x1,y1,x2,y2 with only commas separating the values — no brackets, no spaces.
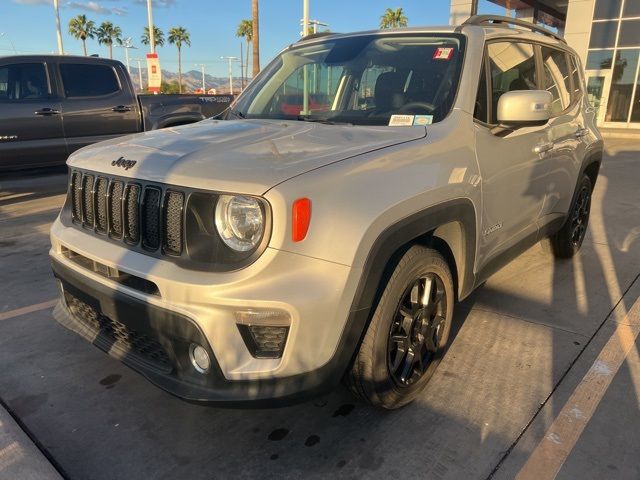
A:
60,63,120,97
540,46,572,115
0,63,49,101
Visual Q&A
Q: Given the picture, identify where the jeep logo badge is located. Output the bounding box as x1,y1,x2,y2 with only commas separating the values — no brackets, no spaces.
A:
112,157,137,170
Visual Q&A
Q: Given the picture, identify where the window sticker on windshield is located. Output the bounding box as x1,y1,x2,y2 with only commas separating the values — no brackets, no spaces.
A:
433,47,454,60
389,114,414,126
413,115,433,126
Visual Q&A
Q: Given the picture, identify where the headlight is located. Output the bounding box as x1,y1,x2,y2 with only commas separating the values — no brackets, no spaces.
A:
215,195,265,252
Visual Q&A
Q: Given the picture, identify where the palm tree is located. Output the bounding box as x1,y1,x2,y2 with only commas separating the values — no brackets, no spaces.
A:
96,22,122,59
141,25,165,49
379,8,408,29
252,0,260,77
68,14,96,56
167,27,190,94
236,19,252,87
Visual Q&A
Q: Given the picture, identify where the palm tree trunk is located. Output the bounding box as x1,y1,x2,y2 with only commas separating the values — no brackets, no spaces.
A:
252,0,260,77
178,46,182,94
109,42,113,59
82,38,87,56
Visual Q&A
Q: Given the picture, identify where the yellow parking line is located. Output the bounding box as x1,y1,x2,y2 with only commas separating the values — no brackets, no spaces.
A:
0,299,58,322
516,296,640,480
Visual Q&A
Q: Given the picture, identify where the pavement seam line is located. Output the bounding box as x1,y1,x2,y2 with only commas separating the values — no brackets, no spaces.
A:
486,272,640,480
515,311,640,479
0,299,58,322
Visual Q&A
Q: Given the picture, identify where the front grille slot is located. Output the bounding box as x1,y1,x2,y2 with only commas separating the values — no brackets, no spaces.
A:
123,184,141,244
108,181,124,238
142,187,161,251
94,177,109,234
70,171,82,222
81,174,95,227
163,191,184,256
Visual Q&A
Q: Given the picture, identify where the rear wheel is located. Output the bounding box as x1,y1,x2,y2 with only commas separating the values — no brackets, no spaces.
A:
347,245,454,409
549,175,592,258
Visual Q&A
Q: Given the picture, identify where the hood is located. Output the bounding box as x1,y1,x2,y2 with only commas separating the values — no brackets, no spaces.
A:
67,119,426,195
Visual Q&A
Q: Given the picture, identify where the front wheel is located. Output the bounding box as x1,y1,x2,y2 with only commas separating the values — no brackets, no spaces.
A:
347,245,454,409
548,175,592,258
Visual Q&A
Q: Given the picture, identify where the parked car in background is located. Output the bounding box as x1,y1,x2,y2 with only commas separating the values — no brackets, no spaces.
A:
0,55,233,171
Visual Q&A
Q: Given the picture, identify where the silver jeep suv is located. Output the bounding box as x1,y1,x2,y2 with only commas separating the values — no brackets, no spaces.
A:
50,16,602,409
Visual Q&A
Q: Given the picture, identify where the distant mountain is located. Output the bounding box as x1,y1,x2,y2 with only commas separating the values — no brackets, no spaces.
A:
129,67,246,93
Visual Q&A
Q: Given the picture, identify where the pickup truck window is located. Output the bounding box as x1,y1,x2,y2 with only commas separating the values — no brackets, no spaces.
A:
60,63,120,97
234,34,465,126
0,63,49,101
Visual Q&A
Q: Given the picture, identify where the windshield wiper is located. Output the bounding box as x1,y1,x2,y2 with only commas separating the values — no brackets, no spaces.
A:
228,108,246,119
296,115,352,125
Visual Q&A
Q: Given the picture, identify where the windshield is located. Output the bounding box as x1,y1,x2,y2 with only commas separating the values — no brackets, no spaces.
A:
232,33,466,126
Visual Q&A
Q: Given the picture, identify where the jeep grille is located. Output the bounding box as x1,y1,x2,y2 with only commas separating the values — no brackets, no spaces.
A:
69,170,184,256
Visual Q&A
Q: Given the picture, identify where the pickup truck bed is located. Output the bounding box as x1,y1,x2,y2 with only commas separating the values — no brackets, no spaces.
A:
0,55,233,172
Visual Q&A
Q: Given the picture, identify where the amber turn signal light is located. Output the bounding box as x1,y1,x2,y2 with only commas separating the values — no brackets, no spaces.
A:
292,198,311,242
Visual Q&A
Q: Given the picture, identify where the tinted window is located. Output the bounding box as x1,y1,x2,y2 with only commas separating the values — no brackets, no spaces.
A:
589,21,618,48
606,49,640,122
623,0,640,17
60,64,120,97
586,50,614,69
474,57,488,123
487,42,537,123
618,19,640,47
594,0,622,19
541,47,572,115
0,63,48,101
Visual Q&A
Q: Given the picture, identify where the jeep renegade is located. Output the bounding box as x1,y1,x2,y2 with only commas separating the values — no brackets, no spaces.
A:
50,16,603,409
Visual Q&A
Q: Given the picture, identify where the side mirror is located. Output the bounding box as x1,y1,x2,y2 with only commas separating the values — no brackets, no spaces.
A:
496,90,552,127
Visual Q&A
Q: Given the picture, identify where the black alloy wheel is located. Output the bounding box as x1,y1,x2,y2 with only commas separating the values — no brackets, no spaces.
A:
387,273,447,387
570,184,591,248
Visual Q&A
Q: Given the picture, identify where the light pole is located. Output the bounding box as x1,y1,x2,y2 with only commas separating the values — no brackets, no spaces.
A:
0,33,17,54
53,0,64,54
146,0,155,54
118,38,137,73
195,63,206,92
220,56,239,95
134,58,144,91
301,0,310,114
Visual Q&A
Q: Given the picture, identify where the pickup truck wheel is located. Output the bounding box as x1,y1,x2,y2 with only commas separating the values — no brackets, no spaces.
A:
549,175,592,259
347,245,454,409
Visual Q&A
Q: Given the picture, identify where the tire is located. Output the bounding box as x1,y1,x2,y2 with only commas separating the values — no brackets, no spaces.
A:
549,175,592,259
347,245,454,409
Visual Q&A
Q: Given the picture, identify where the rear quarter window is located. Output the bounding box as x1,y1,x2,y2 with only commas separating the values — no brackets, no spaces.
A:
60,63,120,97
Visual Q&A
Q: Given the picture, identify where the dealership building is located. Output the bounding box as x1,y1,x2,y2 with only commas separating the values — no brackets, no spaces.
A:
450,0,640,129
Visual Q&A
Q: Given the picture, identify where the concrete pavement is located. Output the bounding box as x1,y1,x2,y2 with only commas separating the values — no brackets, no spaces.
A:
0,140,638,479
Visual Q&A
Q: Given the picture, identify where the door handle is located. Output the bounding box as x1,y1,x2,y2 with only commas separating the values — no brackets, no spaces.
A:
112,105,132,112
533,143,554,154
34,108,60,115
575,128,588,138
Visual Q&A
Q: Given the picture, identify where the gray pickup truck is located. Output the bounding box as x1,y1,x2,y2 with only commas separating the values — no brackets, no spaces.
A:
0,55,233,171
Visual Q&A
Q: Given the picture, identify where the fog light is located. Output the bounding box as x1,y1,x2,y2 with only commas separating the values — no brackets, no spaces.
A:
235,310,291,359
189,343,211,373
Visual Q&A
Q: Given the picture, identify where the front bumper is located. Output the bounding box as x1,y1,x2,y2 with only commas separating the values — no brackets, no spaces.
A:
52,257,356,406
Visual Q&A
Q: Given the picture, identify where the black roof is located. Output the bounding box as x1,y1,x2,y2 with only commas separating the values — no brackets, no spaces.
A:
0,54,126,66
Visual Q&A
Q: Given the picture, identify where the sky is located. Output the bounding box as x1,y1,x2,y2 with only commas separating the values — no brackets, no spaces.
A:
0,0,504,77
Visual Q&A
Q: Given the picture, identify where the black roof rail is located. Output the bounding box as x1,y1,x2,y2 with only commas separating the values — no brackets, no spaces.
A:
461,14,566,43
297,31,338,42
